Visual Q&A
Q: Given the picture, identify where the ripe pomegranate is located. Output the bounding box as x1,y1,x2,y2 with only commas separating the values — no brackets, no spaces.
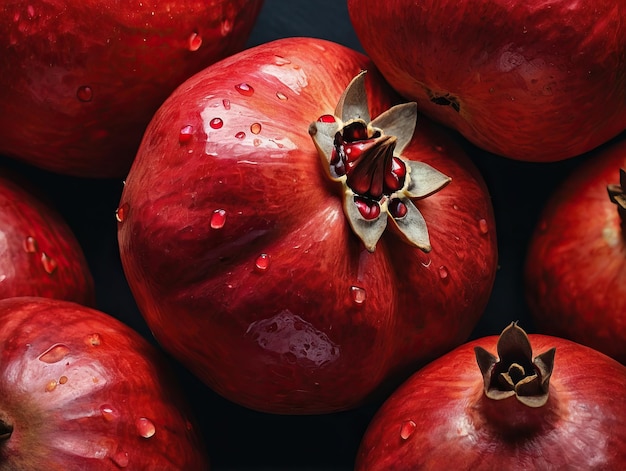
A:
117,37,498,414
525,135,626,363
356,322,626,470
0,0,263,177
348,0,626,162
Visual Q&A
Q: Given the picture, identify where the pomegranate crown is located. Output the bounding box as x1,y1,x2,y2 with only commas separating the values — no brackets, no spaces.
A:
308,71,450,252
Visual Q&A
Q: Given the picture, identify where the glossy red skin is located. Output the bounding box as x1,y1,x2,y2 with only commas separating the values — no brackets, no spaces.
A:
347,0,626,162
356,333,626,470
0,0,263,178
117,37,498,414
0,170,95,305
525,137,626,363
0,297,209,470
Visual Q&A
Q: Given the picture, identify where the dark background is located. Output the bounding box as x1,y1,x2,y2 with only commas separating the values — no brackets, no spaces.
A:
1,1,598,469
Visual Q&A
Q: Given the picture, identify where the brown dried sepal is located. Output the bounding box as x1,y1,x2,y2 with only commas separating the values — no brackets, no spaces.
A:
608,168,626,221
474,322,556,408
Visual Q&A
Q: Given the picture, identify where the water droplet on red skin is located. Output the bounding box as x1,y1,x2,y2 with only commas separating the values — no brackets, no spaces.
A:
350,286,366,305
188,32,202,51
115,203,129,222
210,209,227,229
136,417,156,438
255,253,270,272
250,122,262,134
41,252,57,274
76,85,93,102
210,117,223,129
400,419,417,440
23,235,37,253
478,218,489,234
235,83,254,96
100,405,118,422
39,344,70,363
178,125,194,144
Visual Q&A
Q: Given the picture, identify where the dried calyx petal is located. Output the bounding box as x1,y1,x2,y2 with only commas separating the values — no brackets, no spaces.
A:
607,168,626,222
308,71,451,252
474,322,556,408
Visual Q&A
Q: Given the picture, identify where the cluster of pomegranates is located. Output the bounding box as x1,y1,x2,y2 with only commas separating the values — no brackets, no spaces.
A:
1,0,626,469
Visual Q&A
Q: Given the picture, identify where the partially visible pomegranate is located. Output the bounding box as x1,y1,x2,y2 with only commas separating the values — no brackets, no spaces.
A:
525,136,626,363
117,37,498,414
347,0,626,162
356,322,626,470
0,296,210,470
0,0,264,177
0,168,94,305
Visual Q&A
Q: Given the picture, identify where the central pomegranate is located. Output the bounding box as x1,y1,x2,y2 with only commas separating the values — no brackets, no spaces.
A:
117,37,498,414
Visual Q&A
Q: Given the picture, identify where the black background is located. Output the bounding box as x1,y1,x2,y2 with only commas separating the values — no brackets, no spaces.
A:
1,1,601,469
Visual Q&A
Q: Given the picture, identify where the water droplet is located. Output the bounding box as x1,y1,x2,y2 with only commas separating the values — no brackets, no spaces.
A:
235,131,246,139
115,203,129,223
209,117,223,129
85,333,102,346
220,19,233,36
39,344,70,363
23,236,37,253
350,286,366,305
273,55,291,66
41,253,57,274
478,218,489,235
253,138,261,147
187,32,202,51
45,379,58,392
76,85,93,102
111,451,129,468
250,122,262,134
438,265,449,280
136,417,156,438
210,209,226,229
400,420,416,440
222,99,231,110
59,375,68,384
178,124,194,143
100,405,118,422
255,253,270,272
235,83,254,97
276,91,288,101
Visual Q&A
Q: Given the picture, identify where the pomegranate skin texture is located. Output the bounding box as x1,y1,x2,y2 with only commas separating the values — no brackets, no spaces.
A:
356,323,626,470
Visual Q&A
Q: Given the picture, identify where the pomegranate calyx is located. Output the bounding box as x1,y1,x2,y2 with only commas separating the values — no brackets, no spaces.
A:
308,71,450,252
474,322,556,408
607,168,626,221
